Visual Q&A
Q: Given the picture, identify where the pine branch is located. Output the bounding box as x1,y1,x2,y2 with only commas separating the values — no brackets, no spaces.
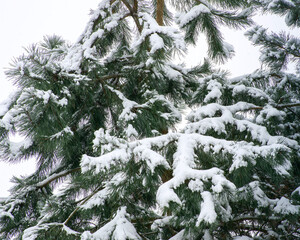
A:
96,74,124,83
36,167,81,188
275,103,300,109
231,215,279,222
25,110,34,126
95,74,124,93
286,107,300,121
275,42,300,58
244,103,300,111
237,225,268,234
120,0,143,33
49,105,65,129
63,185,103,225
194,0,212,12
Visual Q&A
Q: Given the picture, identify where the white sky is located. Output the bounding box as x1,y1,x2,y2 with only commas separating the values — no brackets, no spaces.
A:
0,1,295,197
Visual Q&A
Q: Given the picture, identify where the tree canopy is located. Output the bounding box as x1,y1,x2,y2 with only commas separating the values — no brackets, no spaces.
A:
0,0,299,239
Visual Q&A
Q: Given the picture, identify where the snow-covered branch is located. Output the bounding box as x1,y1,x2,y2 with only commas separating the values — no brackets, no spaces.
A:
36,168,81,188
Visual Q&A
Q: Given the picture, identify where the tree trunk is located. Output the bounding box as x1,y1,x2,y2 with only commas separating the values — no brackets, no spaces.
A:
156,0,164,26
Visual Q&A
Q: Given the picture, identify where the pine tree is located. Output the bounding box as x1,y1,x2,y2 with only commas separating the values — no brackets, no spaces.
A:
0,0,299,239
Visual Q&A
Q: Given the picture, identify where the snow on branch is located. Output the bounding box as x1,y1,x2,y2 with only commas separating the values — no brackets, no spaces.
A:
107,86,140,121
81,149,129,174
186,102,298,148
81,207,142,240
176,4,211,27
196,191,217,225
82,132,174,174
62,2,130,72
134,12,186,53
83,124,295,192
106,87,181,124
83,128,291,217
22,222,80,240
156,134,236,210
144,90,182,121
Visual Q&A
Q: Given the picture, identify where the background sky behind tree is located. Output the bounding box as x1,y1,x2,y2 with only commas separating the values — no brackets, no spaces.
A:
0,0,296,197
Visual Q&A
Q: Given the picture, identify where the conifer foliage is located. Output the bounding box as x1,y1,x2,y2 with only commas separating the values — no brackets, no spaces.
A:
0,0,299,239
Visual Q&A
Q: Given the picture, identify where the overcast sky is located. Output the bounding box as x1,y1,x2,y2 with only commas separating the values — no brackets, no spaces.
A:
0,1,295,197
